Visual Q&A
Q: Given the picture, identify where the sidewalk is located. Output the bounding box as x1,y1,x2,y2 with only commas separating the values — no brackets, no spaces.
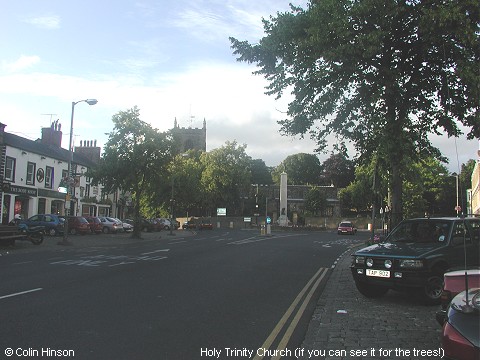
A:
299,246,443,360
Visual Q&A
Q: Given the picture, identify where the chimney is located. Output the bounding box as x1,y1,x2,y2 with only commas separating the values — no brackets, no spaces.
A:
74,139,101,163
0,123,6,147
41,120,62,147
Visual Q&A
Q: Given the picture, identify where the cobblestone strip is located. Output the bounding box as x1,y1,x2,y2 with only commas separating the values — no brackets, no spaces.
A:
299,248,443,360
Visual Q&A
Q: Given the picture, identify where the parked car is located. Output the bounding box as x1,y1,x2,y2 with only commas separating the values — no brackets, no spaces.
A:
98,217,123,234
337,221,356,235
20,214,65,236
182,220,197,230
148,218,164,232
439,269,480,311
136,218,155,232
155,218,178,230
66,216,90,235
437,288,480,360
351,217,480,303
198,218,213,230
85,216,103,234
118,218,133,232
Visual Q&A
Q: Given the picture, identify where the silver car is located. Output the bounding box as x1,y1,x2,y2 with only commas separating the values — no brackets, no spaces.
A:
98,217,123,234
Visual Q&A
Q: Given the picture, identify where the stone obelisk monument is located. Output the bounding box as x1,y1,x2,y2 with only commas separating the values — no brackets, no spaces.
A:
278,172,288,226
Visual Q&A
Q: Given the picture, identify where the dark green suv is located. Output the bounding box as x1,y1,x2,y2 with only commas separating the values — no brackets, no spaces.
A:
351,217,480,303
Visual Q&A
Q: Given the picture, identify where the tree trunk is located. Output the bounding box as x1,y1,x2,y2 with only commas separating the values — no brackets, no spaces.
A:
131,193,142,239
390,157,403,228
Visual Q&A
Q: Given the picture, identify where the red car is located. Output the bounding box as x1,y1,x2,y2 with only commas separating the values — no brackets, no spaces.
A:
85,216,103,234
198,219,213,230
337,221,356,235
440,269,480,310
439,288,480,360
66,216,90,235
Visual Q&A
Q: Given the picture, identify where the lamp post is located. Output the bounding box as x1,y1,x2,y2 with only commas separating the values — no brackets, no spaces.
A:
455,174,461,216
58,99,97,245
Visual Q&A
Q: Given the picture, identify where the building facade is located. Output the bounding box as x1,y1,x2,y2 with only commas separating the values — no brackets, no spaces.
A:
470,150,480,216
0,122,112,224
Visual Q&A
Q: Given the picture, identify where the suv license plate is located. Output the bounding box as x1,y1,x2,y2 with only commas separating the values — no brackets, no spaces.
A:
366,269,390,278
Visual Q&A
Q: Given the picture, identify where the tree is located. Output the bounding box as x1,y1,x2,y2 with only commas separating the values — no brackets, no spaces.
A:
200,141,252,216
90,106,175,238
304,187,328,216
320,153,355,188
249,158,273,185
272,153,322,185
230,0,479,226
169,150,205,217
339,162,384,214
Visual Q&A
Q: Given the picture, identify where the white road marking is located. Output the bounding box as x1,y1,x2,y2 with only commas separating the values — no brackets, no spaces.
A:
0,288,43,300
141,249,170,255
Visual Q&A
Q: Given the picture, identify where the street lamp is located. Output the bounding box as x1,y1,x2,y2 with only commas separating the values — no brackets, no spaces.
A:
455,174,461,216
58,99,97,245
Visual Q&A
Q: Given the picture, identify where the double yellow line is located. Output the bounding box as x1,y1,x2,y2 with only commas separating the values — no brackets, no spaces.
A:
254,266,329,360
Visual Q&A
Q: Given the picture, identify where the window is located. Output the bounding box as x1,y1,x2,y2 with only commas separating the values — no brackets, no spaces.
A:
5,157,15,181
469,220,480,243
452,222,471,245
45,166,54,189
26,162,36,185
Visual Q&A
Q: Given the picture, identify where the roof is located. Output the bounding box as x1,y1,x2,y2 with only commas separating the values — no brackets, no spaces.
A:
3,132,97,168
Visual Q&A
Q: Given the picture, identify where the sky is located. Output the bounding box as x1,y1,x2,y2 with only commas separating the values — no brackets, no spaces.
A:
0,0,477,173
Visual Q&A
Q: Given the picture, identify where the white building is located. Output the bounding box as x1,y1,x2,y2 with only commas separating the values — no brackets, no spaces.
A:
470,150,480,216
0,122,116,223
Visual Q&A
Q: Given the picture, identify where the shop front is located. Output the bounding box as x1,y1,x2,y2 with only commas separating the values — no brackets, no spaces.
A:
1,185,37,224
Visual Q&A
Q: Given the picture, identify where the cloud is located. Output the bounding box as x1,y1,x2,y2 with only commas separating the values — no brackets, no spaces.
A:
2,55,41,73
0,57,476,172
170,0,304,44
22,15,60,29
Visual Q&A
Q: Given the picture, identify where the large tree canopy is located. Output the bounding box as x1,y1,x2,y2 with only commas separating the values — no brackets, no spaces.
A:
200,141,252,216
91,106,175,237
230,0,479,224
272,153,322,184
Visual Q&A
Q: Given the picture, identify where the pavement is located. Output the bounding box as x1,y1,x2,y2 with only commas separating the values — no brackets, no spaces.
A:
298,245,444,360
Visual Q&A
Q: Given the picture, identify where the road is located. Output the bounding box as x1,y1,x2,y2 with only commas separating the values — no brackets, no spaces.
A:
0,229,367,360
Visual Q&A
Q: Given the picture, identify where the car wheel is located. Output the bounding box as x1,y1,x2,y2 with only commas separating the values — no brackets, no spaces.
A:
422,274,444,304
30,233,44,245
102,227,110,234
355,281,389,298
70,228,77,235
48,228,57,236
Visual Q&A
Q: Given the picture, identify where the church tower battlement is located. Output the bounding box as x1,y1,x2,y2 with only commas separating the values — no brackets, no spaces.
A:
172,118,207,153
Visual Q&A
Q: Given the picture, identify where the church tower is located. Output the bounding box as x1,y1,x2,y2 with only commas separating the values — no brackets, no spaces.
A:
172,118,207,153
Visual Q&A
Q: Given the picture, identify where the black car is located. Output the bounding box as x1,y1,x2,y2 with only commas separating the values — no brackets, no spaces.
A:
351,217,480,303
